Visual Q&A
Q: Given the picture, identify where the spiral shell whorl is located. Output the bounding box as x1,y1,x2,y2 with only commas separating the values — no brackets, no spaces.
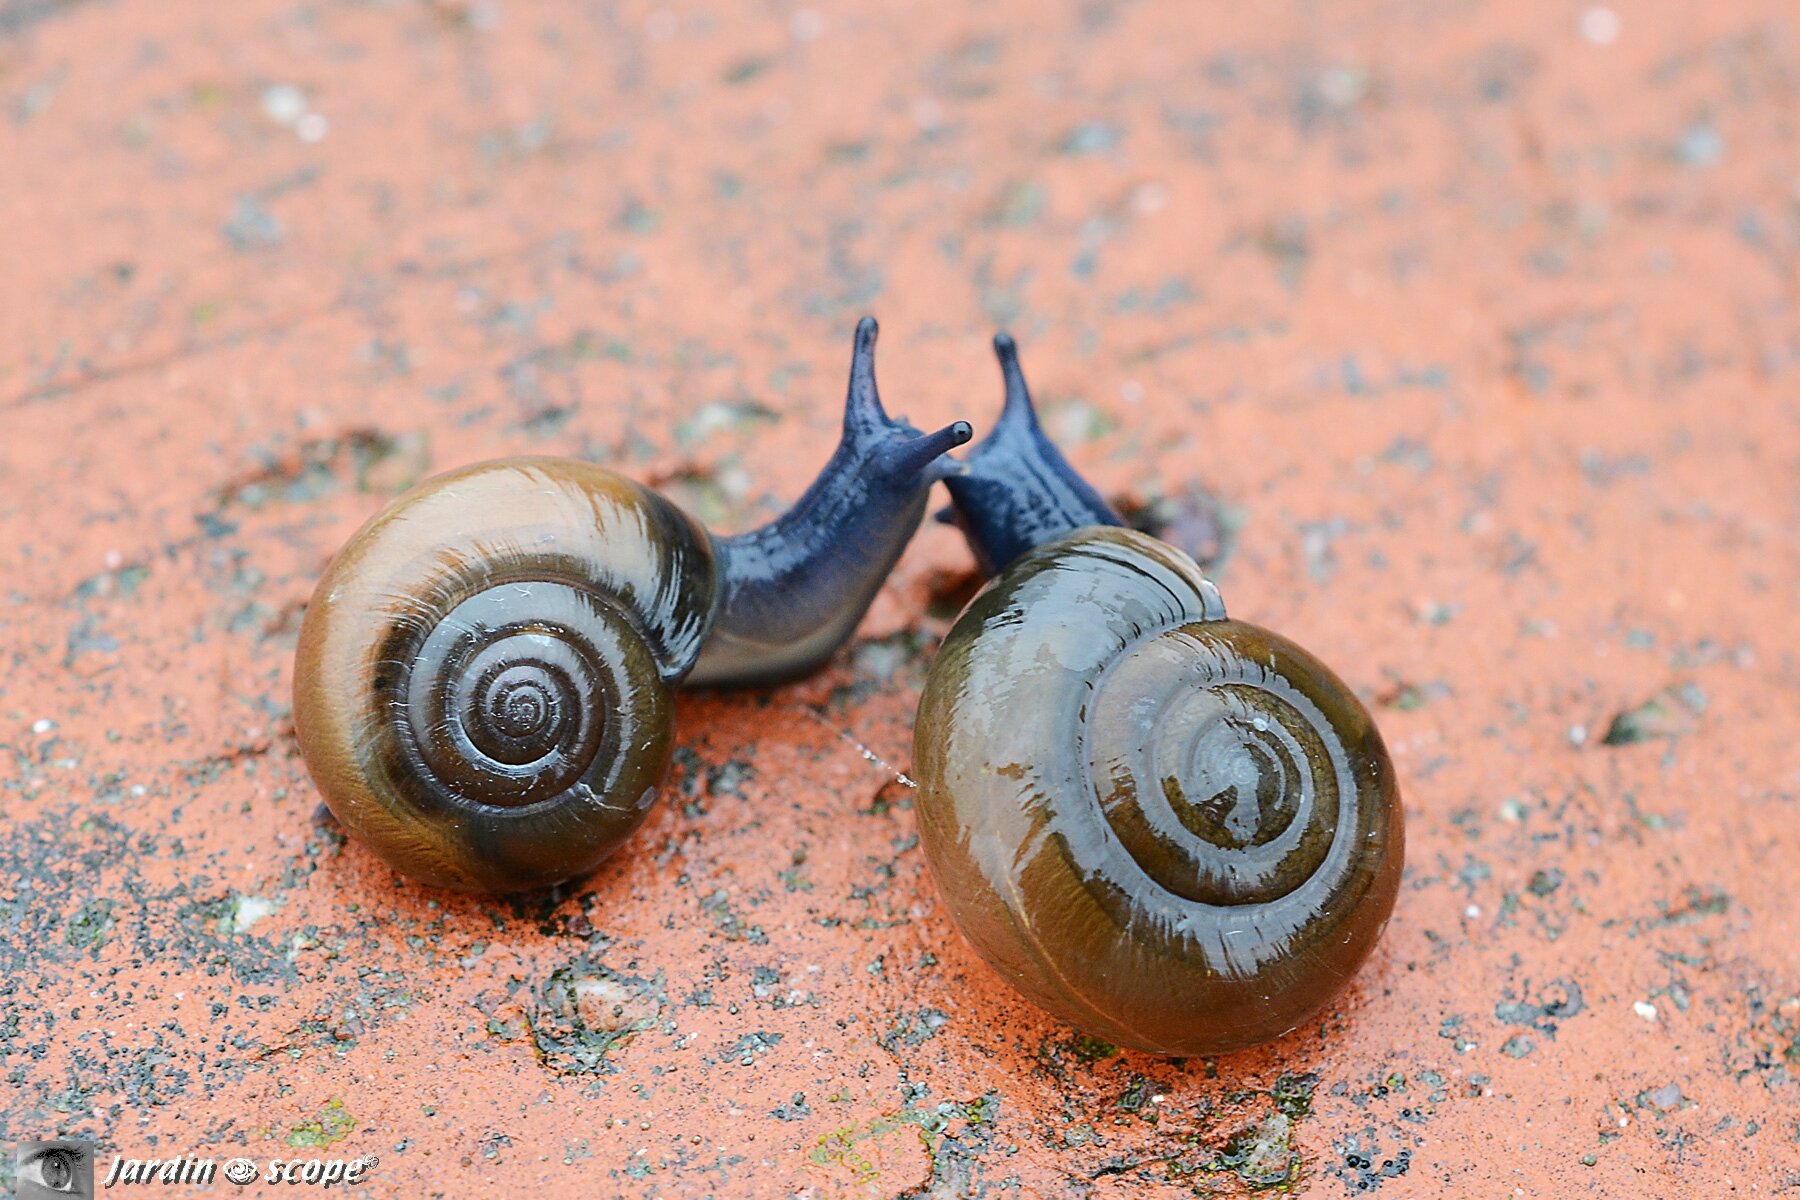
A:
295,458,716,893
1085,624,1346,909
915,527,1402,1054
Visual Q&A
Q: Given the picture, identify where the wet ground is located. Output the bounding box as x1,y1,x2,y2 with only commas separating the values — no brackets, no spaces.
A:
2,0,1797,1195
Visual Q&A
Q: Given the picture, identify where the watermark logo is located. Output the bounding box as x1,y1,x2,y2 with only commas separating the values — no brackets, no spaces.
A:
12,1143,376,1192
223,1155,378,1188
15,1140,95,1199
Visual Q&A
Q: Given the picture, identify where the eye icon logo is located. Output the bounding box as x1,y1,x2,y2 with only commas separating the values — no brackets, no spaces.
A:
223,1157,259,1185
14,1140,95,1199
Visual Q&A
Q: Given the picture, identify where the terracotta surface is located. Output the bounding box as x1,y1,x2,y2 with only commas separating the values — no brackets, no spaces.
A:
2,0,1798,1196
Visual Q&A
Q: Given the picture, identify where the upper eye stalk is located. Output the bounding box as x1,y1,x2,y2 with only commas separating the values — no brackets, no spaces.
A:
688,316,973,687
938,331,1124,575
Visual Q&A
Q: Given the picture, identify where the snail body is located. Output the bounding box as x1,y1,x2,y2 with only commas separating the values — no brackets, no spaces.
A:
915,335,1403,1055
295,319,969,893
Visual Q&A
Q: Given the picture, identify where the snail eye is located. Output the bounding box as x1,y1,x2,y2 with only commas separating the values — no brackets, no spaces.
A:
19,1143,90,1196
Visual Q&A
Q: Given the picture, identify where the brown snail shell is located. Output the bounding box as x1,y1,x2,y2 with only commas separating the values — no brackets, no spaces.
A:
294,458,709,893
914,527,1404,1055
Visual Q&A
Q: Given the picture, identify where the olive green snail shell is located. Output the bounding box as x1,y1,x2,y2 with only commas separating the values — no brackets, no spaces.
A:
913,527,1404,1055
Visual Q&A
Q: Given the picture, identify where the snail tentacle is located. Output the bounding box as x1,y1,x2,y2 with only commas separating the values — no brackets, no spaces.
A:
690,316,973,687
939,331,1124,574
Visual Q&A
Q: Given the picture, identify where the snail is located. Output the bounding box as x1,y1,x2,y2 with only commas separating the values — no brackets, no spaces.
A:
295,317,972,893
913,333,1403,1055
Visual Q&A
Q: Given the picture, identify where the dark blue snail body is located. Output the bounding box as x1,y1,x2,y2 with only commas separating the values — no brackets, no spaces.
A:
915,334,1404,1055
939,332,1122,573
296,318,968,893
691,318,972,685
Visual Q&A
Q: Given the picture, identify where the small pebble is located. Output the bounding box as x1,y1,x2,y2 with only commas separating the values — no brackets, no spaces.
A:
1580,7,1621,46
261,84,307,126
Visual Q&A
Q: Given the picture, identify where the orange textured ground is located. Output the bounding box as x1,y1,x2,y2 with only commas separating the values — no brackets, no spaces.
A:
3,1,1798,1196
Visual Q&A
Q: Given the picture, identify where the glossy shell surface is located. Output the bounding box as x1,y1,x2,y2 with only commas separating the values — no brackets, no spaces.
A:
914,527,1404,1054
293,457,717,892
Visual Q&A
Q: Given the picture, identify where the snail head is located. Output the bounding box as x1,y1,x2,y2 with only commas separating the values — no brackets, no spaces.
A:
940,331,1123,575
